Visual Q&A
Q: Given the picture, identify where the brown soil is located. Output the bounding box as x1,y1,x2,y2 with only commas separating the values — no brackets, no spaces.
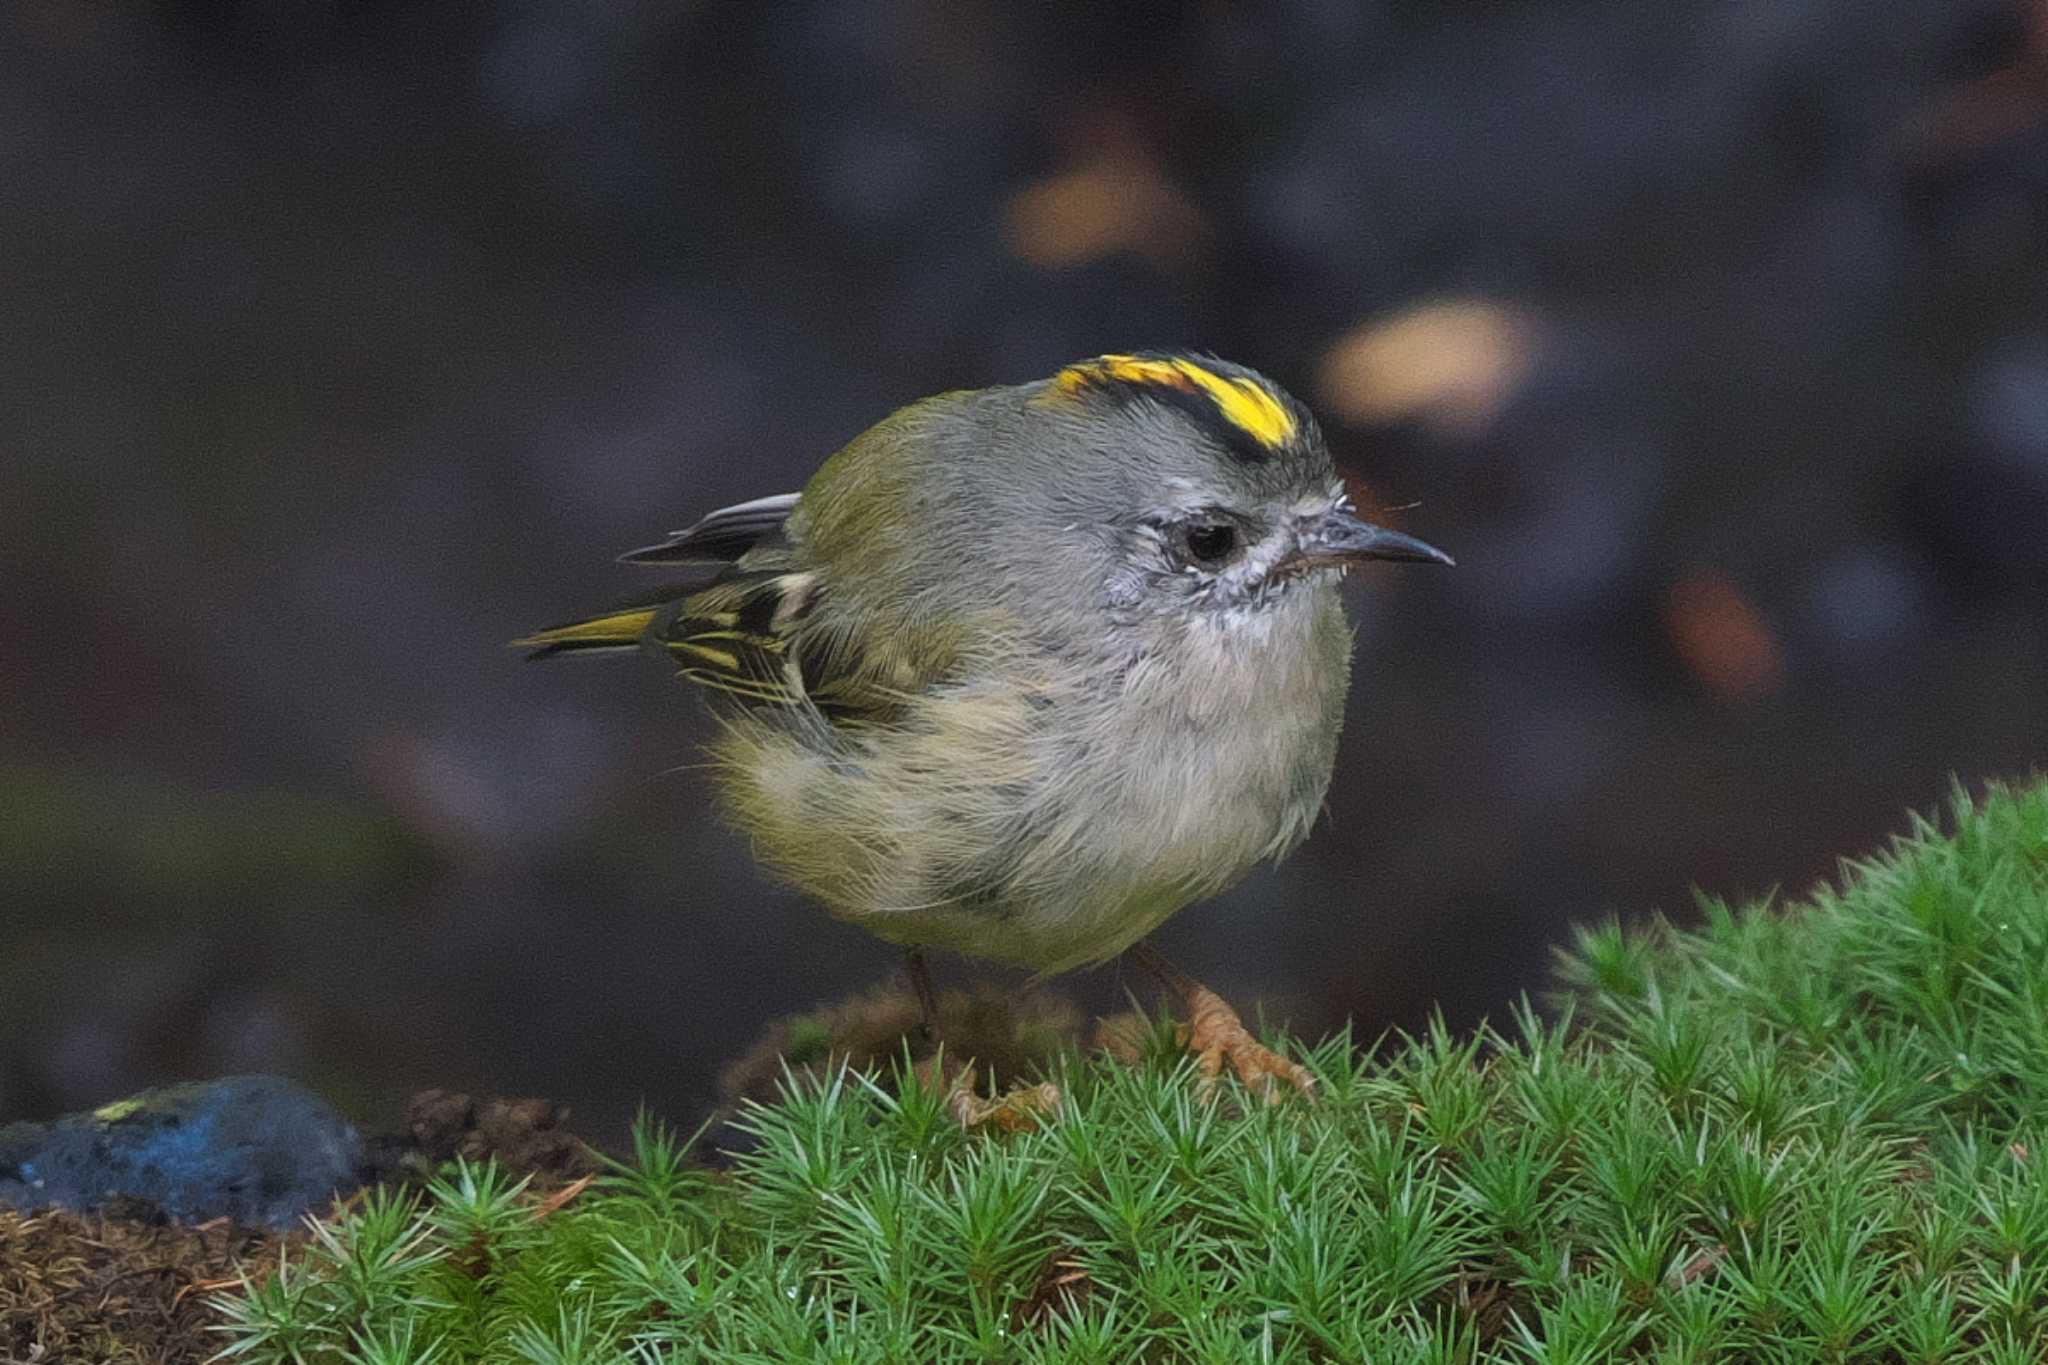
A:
358,1088,598,1189
0,1203,274,1365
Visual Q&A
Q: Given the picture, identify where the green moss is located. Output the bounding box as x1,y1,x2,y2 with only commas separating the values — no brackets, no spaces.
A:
781,1016,835,1067
217,780,2048,1362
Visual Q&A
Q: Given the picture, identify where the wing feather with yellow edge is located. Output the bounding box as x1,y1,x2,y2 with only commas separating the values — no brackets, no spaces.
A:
518,567,936,726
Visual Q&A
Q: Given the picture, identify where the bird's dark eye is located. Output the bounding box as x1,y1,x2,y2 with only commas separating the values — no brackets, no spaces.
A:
1182,522,1238,565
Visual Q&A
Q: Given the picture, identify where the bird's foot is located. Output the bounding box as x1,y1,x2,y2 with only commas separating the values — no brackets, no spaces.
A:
950,1071,1062,1132
914,1054,1061,1132
1181,984,1316,1102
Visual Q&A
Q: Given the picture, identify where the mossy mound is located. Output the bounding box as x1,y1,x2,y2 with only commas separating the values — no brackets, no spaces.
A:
213,781,2048,1362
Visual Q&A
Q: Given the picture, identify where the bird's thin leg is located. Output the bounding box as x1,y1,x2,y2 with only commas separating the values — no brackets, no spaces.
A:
1127,940,1316,1100
905,948,942,1042
1127,939,1204,998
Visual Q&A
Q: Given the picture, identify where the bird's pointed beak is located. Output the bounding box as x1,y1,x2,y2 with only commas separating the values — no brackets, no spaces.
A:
1296,508,1455,571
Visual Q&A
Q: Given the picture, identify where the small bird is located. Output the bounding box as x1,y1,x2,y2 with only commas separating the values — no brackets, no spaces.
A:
520,354,1451,1101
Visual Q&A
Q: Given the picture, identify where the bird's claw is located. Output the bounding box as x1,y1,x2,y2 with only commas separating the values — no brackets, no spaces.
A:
1183,986,1316,1102
918,1055,1062,1131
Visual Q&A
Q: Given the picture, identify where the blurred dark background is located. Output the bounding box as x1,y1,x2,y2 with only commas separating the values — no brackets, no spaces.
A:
5,0,2046,1139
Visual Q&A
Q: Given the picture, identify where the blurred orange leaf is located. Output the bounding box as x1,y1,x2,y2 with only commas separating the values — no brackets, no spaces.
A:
1665,568,1784,702
1316,298,1535,436
1004,148,1206,271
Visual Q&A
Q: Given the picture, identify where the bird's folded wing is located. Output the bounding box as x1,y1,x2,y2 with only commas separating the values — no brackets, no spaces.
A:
653,570,962,726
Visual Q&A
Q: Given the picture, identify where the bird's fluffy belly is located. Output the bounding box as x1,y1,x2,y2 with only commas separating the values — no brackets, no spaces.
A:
712,592,1348,974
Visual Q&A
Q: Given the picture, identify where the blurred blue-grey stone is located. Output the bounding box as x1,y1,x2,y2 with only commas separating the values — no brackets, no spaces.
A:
0,1076,361,1228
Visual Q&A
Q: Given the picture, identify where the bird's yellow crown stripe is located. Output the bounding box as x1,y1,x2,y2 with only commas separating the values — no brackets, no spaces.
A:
1055,354,1297,450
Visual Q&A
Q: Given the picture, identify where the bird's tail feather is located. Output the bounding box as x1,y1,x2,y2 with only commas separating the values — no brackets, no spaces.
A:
512,607,661,659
